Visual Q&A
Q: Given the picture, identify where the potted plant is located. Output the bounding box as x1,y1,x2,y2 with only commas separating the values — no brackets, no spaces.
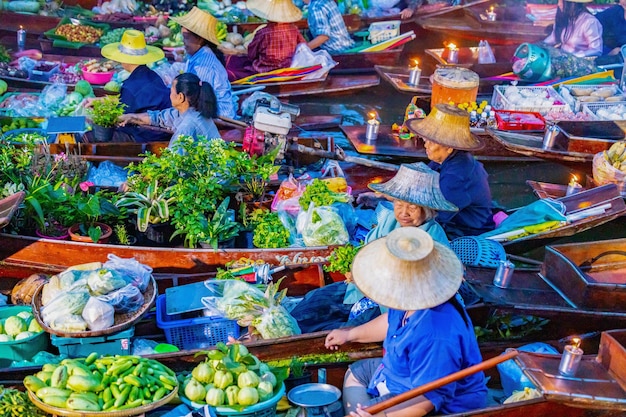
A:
66,188,120,243
190,197,240,249
284,356,312,392
88,95,125,142
323,243,362,282
233,146,280,214
116,179,175,232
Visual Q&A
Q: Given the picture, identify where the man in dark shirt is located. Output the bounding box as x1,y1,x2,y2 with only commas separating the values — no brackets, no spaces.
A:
596,0,626,56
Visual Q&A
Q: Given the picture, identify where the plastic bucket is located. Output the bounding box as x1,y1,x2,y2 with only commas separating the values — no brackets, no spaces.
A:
513,43,552,82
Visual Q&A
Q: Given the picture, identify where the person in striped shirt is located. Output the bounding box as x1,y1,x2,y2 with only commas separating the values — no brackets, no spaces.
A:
172,7,236,118
304,0,355,54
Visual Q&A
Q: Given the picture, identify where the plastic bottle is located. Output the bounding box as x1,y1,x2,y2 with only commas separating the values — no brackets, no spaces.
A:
487,110,498,128
469,110,478,127
478,112,488,128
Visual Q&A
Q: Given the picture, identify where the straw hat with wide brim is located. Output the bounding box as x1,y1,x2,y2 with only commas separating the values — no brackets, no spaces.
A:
352,227,463,311
171,7,220,46
101,29,164,65
369,162,458,212
405,104,484,151
246,0,303,23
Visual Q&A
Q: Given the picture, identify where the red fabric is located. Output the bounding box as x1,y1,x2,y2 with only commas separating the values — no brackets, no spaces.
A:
247,23,305,74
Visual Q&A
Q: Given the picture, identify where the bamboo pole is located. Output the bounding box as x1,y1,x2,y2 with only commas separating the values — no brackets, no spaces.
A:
361,349,519,416
287,143,400,171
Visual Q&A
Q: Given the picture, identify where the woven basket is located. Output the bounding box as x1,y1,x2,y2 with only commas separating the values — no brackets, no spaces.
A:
32,275,157,338
450,236,507,268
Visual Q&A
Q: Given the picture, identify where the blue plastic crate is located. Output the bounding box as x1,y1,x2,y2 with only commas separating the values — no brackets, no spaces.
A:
51,327,134,358
156,294,239,350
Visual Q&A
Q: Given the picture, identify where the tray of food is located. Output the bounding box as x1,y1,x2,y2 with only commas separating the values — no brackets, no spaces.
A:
559,84,625,112
494,110,546,131
44,17,110,49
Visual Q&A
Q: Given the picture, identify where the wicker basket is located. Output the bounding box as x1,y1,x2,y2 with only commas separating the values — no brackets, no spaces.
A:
491,85,570,115
450,236,507,268
368,20,400,44
32,275,157,338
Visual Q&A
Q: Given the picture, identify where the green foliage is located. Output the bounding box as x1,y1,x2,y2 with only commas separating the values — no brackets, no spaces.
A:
298,179,350,210
323,242,362,274
249,209,291,249
232,146,280,200
474,314,550,341
88,95,125,128
288,356,308,378
116,179,174,232
0,385,47,417
114,223,131,245
177,197,240,249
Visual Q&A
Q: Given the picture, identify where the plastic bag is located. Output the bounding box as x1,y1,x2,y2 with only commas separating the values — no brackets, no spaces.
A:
297,204,349,246
496,343,557,397
86,268,129,296
86,161,129,187
41,288,90,325
273,174,306,216
478,40,496,64
82,296,115,331
132,338,159,356
39,83,67,112
593,151,626,195
104,255,153,292
503,387,542,404
290,43,337,80
97,284,144,313
49,314,88,333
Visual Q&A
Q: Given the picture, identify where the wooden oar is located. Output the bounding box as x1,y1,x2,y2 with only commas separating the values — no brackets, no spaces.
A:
417,0,492,19
288,143,400,172
361,349,519,416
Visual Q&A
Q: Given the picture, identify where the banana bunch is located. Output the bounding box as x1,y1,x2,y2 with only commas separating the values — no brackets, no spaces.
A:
216,22,228,41
603,140,626,172
23,353,178,412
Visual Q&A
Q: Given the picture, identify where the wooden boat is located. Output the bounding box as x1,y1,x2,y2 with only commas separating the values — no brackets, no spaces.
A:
340,124,540,163
494,183,626,255
424,45,516,77
0,191,24,230
232,74,380,98
374,65,433,95
331,48,404,75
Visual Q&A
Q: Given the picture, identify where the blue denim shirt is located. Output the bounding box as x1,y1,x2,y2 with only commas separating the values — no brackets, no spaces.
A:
596,5,626,54
369,306,487,414
307,0,355,54
148,108,221,152
185,46,236,118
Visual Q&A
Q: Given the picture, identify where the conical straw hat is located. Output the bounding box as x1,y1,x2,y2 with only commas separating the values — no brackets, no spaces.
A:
101,29,164,65
352,227,463,311
171,7,220,46
246,0,303,23
405,104,484,151
369,163,458,212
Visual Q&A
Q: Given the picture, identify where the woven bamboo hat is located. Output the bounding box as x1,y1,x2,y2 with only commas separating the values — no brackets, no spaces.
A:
246,0,303,23
368,163,458,212
405,104,484,151
171,7,220,46
352,227,463,310
101,29,164,65
565,0,592,3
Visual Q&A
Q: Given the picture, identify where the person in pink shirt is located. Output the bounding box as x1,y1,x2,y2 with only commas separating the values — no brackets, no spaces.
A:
544,0,603,57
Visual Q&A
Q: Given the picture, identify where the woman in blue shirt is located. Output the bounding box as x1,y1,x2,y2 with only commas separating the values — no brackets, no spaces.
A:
596,0,626,56
325,227,487,416
119,73,221,152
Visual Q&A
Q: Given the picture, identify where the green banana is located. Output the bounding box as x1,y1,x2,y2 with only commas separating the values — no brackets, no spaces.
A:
50,365,68,389
23,375,47,393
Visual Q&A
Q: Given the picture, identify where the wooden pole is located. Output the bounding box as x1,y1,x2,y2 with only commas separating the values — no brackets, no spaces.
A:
417,0,492,19
361,349,519,416
287,143,400,172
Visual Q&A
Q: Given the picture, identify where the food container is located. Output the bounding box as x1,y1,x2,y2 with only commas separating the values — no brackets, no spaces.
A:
430,67,479,109
0,305,49,368
491,85,570,115
560,84,625,112
81,66,114,84
28,62,60,82
495,110,546,131
582,102,626,121
51,326,134,358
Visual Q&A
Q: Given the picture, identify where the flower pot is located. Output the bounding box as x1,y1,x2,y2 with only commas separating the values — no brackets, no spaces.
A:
145,222,181,246
236,230,254,248
36,228,69,240
92,124,114,143
68,222,112,243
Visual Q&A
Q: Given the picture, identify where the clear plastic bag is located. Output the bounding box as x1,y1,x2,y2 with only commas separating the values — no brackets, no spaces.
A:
49,314,88,333
97,284,144,313
82,297,115,331
86,161,129,187
41,288,90,325
86,268,129,296
297,204,349,246
291,43,337,70
132,338,159,356
104,255,153,292
478,40,496,64
593,151,626,195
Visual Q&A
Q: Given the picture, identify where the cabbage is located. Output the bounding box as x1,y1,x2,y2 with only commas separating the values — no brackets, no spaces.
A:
4,316,27,337
28,319,43,333
15,331,35,340
17,311,33,321
87,268,128,296
66,92,83,105
0,334,13,342
0,321,4,334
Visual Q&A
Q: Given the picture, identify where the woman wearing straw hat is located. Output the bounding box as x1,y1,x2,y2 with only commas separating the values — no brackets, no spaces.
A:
325,227,487,416
225,0,305,80
405,104,495,240
543,0,602,57
118,72,221,153
94,29,171,143
290,163,456,333
171,7,236,118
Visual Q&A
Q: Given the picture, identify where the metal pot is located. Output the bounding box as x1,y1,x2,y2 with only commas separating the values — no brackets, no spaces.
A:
288,383,342,417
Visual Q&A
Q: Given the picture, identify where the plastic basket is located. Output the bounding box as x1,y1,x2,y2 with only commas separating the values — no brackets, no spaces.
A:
450,236,507,268
1,128,53,144
182,383,285,417
491,85,570,115
0,305,49,367
582,102,626,121
368,20,400,44
560,84,625,112
51,326,134,358
155,295,239,350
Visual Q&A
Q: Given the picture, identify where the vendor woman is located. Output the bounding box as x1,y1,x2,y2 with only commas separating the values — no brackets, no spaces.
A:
325,227,487,416
406,104,495,240
543,0,603,57
290,163,457,332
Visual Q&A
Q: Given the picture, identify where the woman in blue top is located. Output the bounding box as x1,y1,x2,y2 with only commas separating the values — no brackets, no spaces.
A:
119,73,221,152
596,0,626,56
172,7,236,118
325,227,487,416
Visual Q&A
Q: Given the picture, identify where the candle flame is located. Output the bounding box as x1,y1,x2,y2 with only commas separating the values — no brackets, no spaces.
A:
489,6,494,12
20,25,23,30
572,337,581,349
569,175,579,186
448,43,457,50
368,111,377,120
413,58,419,67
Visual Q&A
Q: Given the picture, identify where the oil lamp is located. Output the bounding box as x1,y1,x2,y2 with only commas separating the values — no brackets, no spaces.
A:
365,111,380,141
447,43,458,64
408,59,421,86
566,175,582,196
558,337,583,376
486,6,497,21
17,26,26,50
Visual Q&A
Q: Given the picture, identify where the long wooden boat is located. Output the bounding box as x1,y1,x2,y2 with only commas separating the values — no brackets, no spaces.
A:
374,65,432,95
232,74,380,98
331,48,404,74
340,124,541,163
424,45,516,78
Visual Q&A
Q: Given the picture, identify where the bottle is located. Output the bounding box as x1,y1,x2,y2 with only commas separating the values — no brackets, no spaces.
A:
487,110,498,128
478,112,488,128
469,110,478,127
484,104,492,114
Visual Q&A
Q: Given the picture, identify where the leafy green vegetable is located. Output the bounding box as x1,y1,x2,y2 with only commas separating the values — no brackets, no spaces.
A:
324,243,362,274
250,209,290,249
299,179,350,210
0,386,47,417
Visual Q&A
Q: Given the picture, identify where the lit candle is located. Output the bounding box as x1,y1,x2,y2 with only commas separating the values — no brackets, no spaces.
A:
17,26,26,50
486,6,497,21
566,175,582,196
365,111,380,141
558,337,583,376
447,43,458,64
408,59,421,86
